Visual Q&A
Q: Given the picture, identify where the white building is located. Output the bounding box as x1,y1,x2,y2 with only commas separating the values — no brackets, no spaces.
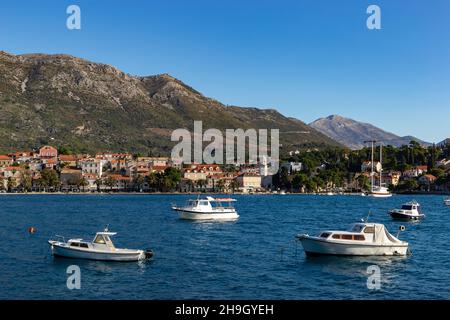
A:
80,159,104,177
361,161,382,173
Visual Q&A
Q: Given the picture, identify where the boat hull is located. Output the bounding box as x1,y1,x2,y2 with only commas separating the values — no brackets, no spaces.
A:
389,210,425,221
369,192,392,198
49,242,147,261
298,237,408,256
177,210,239,221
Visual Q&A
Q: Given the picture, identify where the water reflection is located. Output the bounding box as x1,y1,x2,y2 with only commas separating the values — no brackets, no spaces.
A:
301,255,409,285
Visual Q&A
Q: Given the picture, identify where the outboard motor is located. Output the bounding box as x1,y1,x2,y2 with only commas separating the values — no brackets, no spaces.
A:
144,249,154,259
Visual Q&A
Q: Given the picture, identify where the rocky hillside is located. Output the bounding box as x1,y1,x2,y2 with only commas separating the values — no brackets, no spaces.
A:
309,115,430,150
0,51,340,155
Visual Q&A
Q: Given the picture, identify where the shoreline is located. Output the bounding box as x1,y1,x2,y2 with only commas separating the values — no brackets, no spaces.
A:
1,191,448,196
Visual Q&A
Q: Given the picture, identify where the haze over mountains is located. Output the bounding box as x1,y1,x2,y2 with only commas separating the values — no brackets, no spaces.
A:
0,51,340,155
309,115,431,150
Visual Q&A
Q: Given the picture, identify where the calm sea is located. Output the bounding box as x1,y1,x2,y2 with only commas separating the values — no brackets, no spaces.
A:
0,194,449,299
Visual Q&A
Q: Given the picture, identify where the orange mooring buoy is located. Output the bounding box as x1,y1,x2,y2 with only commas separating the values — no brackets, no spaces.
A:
28,227,36,234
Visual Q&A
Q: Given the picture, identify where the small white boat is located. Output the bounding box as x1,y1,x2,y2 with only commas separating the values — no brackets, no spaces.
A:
296,222,409,256
366,141,392,198
48,229,153,262
326,191,334,196
369,186,392,198
389,200,425,220
445,199,450,206
172,196,239,220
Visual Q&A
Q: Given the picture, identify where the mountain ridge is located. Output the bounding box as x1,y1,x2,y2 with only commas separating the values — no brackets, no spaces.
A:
309,114,431,149
0,51,341,155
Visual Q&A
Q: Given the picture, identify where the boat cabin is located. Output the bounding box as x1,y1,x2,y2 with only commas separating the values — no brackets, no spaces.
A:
66,232,117,250
184,197,236,210
401,202,420,212
318,223,380,243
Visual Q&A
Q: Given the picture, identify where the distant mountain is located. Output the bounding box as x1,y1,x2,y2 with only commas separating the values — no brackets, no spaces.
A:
309,115,431,150
0,51,340,155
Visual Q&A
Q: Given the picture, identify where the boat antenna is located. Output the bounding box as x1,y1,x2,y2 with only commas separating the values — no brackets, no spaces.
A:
365,210,372,223
104,224,109,232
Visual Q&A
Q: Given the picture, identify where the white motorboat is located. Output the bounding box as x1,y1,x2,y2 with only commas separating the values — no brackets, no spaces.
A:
172,196,239,220
48,229,153,262
296,222,409,256
389,200,425,220
445,198,450,206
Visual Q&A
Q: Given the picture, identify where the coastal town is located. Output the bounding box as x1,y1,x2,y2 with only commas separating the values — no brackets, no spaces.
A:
0,139,449,194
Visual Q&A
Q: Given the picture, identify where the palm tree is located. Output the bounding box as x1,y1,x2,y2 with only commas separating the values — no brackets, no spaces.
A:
230,180,240,193
133,174,145,192
186,180,194,193
145,174,158,192
79,177,89,192
95,178,103,192
19,170,32,192
7,177,17,192
216,179,226,193
104,176,116,192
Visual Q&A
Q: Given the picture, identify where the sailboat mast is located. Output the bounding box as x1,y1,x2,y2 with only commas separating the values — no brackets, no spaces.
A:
379,144,382,188
371,141,375,191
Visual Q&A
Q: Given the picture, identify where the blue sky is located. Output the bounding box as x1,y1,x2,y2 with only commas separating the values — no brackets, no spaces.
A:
1,0,449,142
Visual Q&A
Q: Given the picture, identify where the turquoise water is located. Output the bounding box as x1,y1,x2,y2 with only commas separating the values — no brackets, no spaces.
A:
0,194,449,299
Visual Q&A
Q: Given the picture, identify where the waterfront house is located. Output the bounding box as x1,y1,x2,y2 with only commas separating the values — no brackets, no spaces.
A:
110,159,128,172
235,173,262,193
60,168,83,191
281,162,303,174
96,153,132,161
403,166,428,179
103,174,132,191
13,151,36,163
59,154,78,167
42,158,57,170
418,174,437,191
82,173,99,191
0,155,13,167
150,165,168,174
80,158,104,177
39,146,58,161
375,171,401,187
1,166,25,189
183,164,222,182
361,161,382,173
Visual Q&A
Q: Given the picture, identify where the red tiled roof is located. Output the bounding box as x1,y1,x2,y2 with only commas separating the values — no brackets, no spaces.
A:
59,155,77,161
5,166,25,171
15,151,33,157
61,168,82,174
106,174,132,181
0,155,12,160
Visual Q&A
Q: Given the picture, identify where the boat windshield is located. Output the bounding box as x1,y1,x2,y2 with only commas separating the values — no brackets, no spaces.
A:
401,205,414,210
94,234,106,244
187,200,198,207
211,201,234,208
349,224,364,232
